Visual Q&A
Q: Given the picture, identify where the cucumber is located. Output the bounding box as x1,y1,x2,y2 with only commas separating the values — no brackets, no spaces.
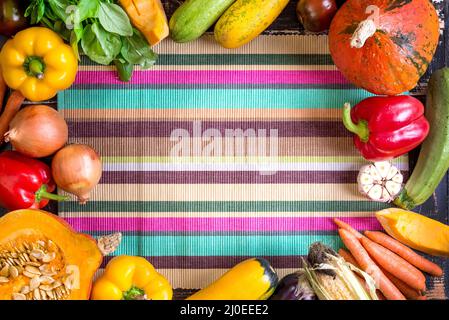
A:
169,0,236,43
394,68,449,210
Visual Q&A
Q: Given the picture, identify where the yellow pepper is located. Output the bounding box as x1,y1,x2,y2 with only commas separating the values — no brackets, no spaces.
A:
91,255,173,300
0,27,78,102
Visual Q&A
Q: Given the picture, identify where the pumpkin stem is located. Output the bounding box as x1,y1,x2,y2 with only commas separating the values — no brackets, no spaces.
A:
35,185,69,202
342,103,370,142
350,18,377,48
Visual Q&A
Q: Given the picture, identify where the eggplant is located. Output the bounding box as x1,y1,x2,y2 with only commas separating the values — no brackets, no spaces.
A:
270,271,316,300
0,0,28,37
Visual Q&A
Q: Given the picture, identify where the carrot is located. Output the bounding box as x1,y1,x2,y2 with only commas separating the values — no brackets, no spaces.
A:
338,228,406,300
338,248,360,268
365,231,443,277
0,90,25,144
381,268,423,300
333,218,364,240
0,72,6,109
360,237,426,292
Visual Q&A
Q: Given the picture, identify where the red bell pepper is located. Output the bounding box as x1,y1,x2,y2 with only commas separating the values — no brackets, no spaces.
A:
342,96,430,161
0,150,67,211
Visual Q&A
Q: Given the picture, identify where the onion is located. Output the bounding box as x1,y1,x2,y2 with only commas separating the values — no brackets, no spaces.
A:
5,105,68,158
52,144,102,204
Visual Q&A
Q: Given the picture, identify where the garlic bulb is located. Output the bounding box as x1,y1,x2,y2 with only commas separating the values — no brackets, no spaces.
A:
358,161,403,202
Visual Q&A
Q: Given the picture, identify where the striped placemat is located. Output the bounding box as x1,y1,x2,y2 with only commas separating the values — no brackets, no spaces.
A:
58,34,408,290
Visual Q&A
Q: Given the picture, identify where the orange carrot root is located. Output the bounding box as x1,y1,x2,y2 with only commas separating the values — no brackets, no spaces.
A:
0,90,25,144
361,237,426,292
365,231,443,277
0,72,6,109
333,218,364,240
338,228,405,300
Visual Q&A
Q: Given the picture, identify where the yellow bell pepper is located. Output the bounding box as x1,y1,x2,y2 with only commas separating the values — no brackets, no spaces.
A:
0,27,78,102
91,255,173,300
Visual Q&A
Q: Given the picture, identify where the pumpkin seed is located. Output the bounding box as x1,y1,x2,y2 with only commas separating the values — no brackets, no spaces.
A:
52,280,62,289
23,270,36,278
0,265,9,277
9,266,19,278
39,275,55,285
20,286,30,295
33,288,41,300
39,284,53,291
12,293,26,300
42,252,56,263
30,249,44,260
25,261,41,267
40,289,47,300
30,276,41,291
24,265,41,275
0,276,9,283
46,290,54,299
63,276,73,290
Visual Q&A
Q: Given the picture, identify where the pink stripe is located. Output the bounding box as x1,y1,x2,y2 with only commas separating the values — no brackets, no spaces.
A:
75,70,349,85
65,217,381,232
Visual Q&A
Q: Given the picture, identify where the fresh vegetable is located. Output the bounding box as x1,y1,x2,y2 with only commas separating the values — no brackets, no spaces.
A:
0,209,102,300
5,105,68,158
270,271,316,300
296,0,337,32
303,242,378,300
329,0,439,95
187,258,278,300
0,90,25,145
214,0,289,49
0,27,77,101
333,218,363,240
376,208,449,257
0,0,28,37
0,151,67,211
52,144,102,204
343,96,430,161
25,0,158,82
170,0,236,43
119,0,168,46
338,229,405,300
357,162,403,202
0,69,5,105
364,231,443,277
360,237,426,292
394,68,449,209
91,255,172,300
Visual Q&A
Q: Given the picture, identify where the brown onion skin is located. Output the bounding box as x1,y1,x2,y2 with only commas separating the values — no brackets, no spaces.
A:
52,144,102,204
296,0,338,33
5,105,68,158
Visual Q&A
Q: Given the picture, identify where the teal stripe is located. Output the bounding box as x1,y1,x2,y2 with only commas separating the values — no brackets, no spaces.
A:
80,54,334,66
59,89,373,109
92,234,343,256
60,201,389,212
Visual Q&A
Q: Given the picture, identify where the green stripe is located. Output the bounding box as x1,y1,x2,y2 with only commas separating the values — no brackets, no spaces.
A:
80,54,334,66
60,201,389,212
101,156,409,164
86,234,343,256
59,89,373,109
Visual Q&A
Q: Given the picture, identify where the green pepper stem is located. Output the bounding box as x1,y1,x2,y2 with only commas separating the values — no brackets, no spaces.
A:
23,56,45,79
35,185,69,202
123,286,146,300
342,103,370,142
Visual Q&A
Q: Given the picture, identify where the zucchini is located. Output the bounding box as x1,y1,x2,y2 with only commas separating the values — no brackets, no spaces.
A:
169,0,236,43
186,258,278,300
214,0,290,49
394,68,449,210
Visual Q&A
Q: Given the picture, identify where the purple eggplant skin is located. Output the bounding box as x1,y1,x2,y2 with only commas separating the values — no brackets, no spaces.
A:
270,272,316,300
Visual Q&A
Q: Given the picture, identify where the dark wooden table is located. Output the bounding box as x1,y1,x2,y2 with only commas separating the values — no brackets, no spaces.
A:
1,0,448,299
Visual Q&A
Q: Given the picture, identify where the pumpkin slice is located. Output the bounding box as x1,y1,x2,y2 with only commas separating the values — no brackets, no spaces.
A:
119,0,169,46
0,209,102,300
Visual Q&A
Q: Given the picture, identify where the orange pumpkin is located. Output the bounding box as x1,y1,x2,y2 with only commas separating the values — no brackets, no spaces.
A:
329,0,440,95
0,210,102,300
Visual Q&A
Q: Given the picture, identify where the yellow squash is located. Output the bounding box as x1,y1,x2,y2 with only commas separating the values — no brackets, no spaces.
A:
91,255,172,300
376,208,449,257
214,0,290,49
0,27,77,102
119,0,169,46
187,258,278,300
